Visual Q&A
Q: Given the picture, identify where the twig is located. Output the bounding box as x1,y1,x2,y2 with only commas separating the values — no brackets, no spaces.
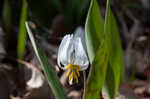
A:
0,53,44,78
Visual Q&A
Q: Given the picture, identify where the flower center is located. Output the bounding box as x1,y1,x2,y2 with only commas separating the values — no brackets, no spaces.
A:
65,64,80,84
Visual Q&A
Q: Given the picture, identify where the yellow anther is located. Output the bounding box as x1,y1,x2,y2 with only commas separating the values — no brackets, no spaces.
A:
67,69,71,75
65,64,80,84
76,70,80,77
65,64,72,69
72,65,80,70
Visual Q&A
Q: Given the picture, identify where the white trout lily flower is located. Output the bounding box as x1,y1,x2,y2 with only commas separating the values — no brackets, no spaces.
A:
57,27,89,85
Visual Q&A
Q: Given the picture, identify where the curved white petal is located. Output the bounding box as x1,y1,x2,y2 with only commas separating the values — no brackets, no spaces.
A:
57,34,74,69
74,37,89,71
74,27,84,38
27,69,44,88
58,27,89,71
74,27,87,52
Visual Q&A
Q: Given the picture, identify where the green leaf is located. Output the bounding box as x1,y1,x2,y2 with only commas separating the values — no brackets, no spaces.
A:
103,0,124,98
84,39,109,99
25,22,67,99
17,0,28,59
84,0,109,98
85,0,104,63
85,0,124,98
111,14,124,82
2,0,11,32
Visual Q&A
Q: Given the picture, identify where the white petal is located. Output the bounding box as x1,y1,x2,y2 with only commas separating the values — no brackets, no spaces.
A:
74,27,86,51
58,27,89,71
74,37,89,70
27,69,44,88
57,34,74,69
74,27,84,38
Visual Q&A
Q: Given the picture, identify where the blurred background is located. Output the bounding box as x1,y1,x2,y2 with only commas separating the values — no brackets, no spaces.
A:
0,0,150,99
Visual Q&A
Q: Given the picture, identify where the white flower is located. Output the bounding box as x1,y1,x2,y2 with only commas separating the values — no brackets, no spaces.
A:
57,27,89,84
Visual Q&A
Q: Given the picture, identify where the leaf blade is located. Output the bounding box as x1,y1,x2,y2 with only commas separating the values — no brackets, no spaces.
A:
85,39,109,99
85,0,104,63
25,22,67,99
17,0,28,59
103,0,124,98
84,0,109,98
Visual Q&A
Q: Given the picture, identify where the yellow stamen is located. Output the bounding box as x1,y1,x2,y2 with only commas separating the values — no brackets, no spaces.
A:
73,73,78,83
76,70,80,77
66,64,80,84
67,69,71,75
65,64,72,69
69,72,74,81
73,65,80,70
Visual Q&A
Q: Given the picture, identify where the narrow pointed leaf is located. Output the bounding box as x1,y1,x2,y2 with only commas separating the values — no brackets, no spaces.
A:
25,22,66,99
111,14,124,81
17,0,28,59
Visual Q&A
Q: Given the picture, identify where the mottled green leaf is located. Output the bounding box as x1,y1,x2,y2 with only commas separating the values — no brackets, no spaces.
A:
25,22,66,99
84,0,109,98
85,39,109,99
85,0,124,98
